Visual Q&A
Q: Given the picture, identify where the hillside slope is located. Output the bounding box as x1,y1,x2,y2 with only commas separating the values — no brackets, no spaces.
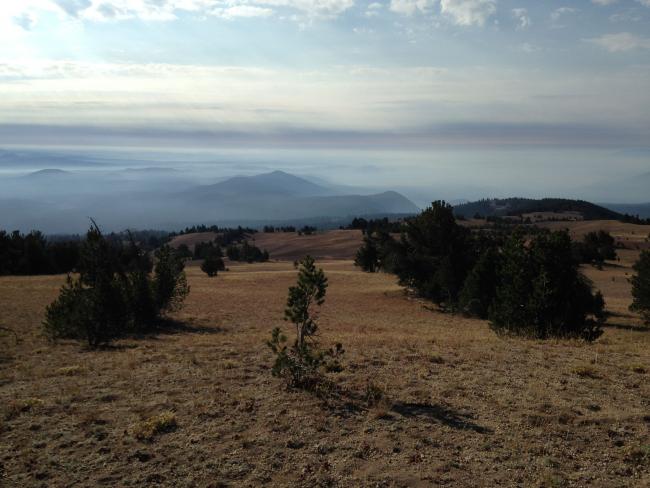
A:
453,198,623,220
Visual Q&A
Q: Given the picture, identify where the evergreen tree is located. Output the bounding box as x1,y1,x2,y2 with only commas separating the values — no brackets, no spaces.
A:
630,249,650,324
393,201,472,307
574,230,617,267
201,250,225,277
355,234,380,272
44,223,130,347
268,255,342,389
489,230,605,341
284,255,328,347
152,245,190,313
44,225,190,347
459,247,500,319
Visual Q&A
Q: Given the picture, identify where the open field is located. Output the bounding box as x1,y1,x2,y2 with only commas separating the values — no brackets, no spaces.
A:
1,246,649,487
536,220,650,251
170,229,364,262
169,221,650,265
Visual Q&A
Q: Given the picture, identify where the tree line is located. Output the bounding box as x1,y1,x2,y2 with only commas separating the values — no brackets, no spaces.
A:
355,201,609,341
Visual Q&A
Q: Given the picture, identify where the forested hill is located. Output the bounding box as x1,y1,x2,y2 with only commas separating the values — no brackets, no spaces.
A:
453,198,623,221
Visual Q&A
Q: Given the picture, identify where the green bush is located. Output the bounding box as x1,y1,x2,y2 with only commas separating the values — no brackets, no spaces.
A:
226,241,269,263
630,249,650,324
152,245,190,314
268,255,343,390
43,225,189,347
489,231,605,341
573,230,617,267
200,251,225,277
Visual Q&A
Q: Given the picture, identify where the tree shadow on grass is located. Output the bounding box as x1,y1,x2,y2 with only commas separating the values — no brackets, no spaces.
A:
148,318,225,336
391,402,492,434
84,319,225,351
602,322,650,333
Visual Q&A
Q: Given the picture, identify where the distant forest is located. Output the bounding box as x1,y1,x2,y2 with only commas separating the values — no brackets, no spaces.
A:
453,197,650,224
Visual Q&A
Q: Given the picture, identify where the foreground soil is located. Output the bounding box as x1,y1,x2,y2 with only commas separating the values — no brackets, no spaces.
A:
1,255,649,487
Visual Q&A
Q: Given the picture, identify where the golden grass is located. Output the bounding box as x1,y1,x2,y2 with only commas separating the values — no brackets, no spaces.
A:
0,253,649,486
130,411,178,442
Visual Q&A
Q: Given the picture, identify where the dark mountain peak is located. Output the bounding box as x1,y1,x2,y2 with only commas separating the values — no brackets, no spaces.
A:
194,170,330,198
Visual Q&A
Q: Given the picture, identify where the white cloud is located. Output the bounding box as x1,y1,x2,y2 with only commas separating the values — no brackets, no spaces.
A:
439,0,497,27
637,0,650,7
212,5,273,18
550,6,578,28
2,60,649,146
511,8,530,30
609,10,642,22
0,0,355,23
365,1,382,16
389,0,434,16
592,0,618,5
586,32,650,52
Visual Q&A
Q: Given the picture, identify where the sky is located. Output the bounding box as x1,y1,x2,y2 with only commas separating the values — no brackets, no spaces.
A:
0,0,649,196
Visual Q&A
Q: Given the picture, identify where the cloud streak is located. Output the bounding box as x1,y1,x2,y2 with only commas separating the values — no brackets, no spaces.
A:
0,60,648,147
586,32,650,51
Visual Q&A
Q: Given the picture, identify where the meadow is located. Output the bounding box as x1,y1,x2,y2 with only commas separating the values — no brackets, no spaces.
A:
0,229,648,487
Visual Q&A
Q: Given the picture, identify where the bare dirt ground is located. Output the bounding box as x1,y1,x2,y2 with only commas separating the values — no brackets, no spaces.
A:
1,248,649,487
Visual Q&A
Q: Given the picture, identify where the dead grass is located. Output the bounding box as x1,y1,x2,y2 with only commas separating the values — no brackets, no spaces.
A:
130,411,178,442
54,365,85,376
0,251,649,486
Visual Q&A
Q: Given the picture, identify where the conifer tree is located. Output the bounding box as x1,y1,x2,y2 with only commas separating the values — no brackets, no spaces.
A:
630,250,650,324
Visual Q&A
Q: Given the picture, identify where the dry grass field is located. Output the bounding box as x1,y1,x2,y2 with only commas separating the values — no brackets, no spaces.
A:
170,229,364,262
537,220,650,251
1,232,649,487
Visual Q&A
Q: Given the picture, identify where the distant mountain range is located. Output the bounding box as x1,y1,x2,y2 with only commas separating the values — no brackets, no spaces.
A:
453,198,625,221
601,202,650,219
177,170,419,221
0,169,419,233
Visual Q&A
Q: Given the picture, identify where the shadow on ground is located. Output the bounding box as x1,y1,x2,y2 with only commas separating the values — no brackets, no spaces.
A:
392,402,492,434
603,322,649,333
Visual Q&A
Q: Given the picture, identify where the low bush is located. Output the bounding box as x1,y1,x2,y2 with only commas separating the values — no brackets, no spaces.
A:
201,250,225,277
630,249,650,324
43,223,190,347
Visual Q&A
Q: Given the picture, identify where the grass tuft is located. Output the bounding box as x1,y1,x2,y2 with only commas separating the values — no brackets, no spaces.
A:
55,365,85,376
5,398,44,420
131,412,177,442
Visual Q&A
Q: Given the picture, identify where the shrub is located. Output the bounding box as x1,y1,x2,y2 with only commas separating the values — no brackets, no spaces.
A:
201,250,225,277
489,231,605,341
355,231,400,274
44,225,131,347
268,256,343,391
152,245,190,313
573,230,617,267
226,241,269,263
355,234,380,272
44,225,189,347
630,249,650,324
